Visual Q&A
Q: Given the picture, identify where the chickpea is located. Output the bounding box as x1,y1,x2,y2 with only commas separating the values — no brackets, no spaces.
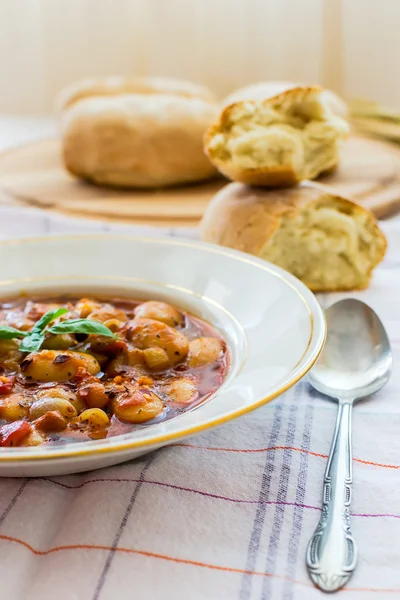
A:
103,318,122,333
42,333,76,350
36,386,83,413
167,377,198,405
127,348,146,366
78,380,109,409
0,339,19,357
113,389,164,423
35,387,72,401
0,339,22,368
75,298,102,319
134,301,181,327
129,319,188,366
143,347,170,371
88,307,128,324
188,337,223,368
69,395,86,414
0,394,29,421
22,350,100,382
76,408,110,430
29,396,77,420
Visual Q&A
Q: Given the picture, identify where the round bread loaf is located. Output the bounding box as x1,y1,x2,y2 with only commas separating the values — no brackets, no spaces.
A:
58,76,217,112
201,181,386,292
59,76,219,188
204,86,349,187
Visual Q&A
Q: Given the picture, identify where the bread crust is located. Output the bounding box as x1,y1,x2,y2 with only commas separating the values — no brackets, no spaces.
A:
200,181,387,292
222,81,348,118
59,77,219,188
204,86,347,186
57,76,217,112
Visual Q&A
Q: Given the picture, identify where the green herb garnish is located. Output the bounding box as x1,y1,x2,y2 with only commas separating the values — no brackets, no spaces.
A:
0,308,117,353
49,319,117,338
33,307,69,331
20,307,69,353
0,325,28,340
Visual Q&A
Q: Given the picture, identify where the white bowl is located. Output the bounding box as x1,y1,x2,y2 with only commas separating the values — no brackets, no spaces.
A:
0,235,325,476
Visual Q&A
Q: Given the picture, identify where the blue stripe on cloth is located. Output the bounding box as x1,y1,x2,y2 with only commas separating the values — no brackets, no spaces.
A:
92,454,155,600
283,401,314,599
239,402,285,600
261,391,300,600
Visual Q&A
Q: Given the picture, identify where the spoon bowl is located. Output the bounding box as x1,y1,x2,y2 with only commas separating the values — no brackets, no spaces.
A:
308,298,392,401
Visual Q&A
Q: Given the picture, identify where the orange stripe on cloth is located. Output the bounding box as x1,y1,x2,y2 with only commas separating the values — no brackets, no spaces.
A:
173,443,400,470
0,534,399,594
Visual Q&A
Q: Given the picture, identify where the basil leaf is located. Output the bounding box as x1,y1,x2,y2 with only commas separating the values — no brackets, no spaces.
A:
20,307,69,353
0,325,28,340
32,307,68,333
49,319,117,338
20,331,45,353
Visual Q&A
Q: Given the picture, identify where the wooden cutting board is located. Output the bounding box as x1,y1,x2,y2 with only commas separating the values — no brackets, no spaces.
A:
0,135,399,226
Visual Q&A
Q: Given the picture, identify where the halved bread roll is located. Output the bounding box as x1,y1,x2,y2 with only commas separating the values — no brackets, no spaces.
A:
223,81,348,118
204,86,349,187
58,76,219,188
201,182,386,292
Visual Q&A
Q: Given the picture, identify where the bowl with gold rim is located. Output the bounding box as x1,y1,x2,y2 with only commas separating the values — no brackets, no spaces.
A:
0,234,325,476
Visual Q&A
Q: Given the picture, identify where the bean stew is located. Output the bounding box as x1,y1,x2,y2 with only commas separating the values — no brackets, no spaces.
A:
0,296,229,447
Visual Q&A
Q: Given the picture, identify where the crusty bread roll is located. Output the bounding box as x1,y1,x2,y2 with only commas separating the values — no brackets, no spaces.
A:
59,76,219,188
223,81,348,118
57,76,217,112
204,86,349,187
201,182,386,292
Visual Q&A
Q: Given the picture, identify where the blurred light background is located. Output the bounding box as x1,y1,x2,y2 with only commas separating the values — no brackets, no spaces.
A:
0,0,399,114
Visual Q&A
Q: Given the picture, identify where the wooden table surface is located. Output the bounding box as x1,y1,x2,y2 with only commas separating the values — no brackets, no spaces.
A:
0,116,400,232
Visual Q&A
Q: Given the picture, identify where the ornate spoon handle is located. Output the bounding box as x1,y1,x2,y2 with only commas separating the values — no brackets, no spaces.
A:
306,400,357,592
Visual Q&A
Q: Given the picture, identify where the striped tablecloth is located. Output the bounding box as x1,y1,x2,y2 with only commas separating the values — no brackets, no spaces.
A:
0,114,399,600
0,201,398,599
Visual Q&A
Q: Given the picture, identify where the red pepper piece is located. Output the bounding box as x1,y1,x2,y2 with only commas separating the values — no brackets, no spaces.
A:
118,391,147,408
0,420,32,447
0,376,15,396
72,367,90,383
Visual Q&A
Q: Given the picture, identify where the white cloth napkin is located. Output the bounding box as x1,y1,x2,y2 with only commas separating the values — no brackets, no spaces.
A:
0,205,398,600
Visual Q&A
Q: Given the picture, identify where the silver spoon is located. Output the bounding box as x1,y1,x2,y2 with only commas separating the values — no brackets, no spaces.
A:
306,298,392,592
